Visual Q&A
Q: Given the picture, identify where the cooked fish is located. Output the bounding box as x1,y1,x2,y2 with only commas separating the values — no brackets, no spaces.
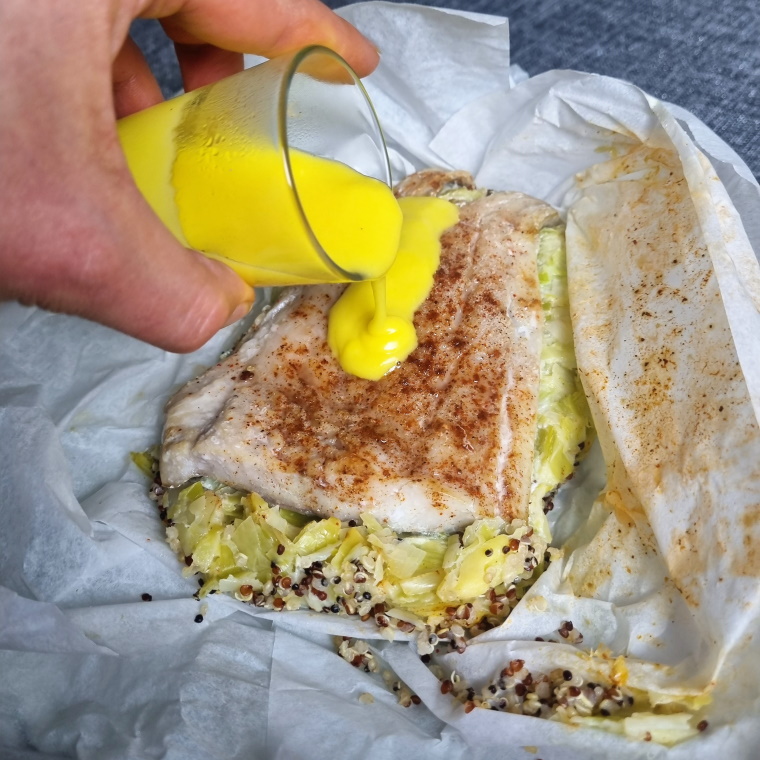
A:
160,171,561,533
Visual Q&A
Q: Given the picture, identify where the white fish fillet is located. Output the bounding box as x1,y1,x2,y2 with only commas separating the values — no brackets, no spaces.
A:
160,171,560,533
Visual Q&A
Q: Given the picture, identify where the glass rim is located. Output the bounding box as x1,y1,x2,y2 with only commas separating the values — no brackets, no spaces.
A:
277,45,393,283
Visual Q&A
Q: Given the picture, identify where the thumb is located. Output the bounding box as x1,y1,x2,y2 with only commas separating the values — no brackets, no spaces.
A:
73,189,256,353
101,236,256,354
3,163,255,354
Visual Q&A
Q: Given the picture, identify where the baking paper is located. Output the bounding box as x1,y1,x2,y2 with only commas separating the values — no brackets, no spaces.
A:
2,2,760,758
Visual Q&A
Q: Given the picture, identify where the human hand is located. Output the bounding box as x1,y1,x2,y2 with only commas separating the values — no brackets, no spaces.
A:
0,0,379,352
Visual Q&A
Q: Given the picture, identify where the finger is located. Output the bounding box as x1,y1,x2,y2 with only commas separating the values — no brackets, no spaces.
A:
153,0,379,77
83,184,256,353
174,43,243,92
108,248,256,354
6,156,254,353
112,36,164,118
90,224,256,354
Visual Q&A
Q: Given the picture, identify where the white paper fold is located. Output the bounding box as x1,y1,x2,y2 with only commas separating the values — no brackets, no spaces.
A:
2,3,760,758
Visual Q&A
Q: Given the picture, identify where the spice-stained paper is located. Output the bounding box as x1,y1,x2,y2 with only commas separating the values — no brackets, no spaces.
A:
2,3,760,759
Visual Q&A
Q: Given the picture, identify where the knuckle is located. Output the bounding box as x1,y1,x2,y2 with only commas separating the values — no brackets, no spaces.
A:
165,290,230,354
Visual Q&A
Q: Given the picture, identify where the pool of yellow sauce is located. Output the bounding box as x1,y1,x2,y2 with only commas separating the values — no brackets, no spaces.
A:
118,97,457,380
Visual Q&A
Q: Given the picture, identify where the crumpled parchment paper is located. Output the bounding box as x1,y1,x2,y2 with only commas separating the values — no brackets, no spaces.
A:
2,3,760,759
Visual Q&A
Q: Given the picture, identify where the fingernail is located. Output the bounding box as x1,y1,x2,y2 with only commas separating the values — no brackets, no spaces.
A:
224,301,253,328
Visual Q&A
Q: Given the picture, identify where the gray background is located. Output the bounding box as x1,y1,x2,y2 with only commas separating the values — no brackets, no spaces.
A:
132,0,759,180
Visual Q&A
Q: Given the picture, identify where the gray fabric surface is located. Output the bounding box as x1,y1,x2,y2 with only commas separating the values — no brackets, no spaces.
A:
131,0,759,179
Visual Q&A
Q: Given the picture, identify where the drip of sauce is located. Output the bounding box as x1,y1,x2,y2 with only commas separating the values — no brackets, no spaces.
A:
117,97,457,380
328,196,459,380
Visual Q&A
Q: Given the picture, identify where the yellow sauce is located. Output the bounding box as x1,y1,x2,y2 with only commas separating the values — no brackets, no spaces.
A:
328,196,459,380
173,145,405,285
118,90,402,285
118,94,188,244
117,94,457,380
